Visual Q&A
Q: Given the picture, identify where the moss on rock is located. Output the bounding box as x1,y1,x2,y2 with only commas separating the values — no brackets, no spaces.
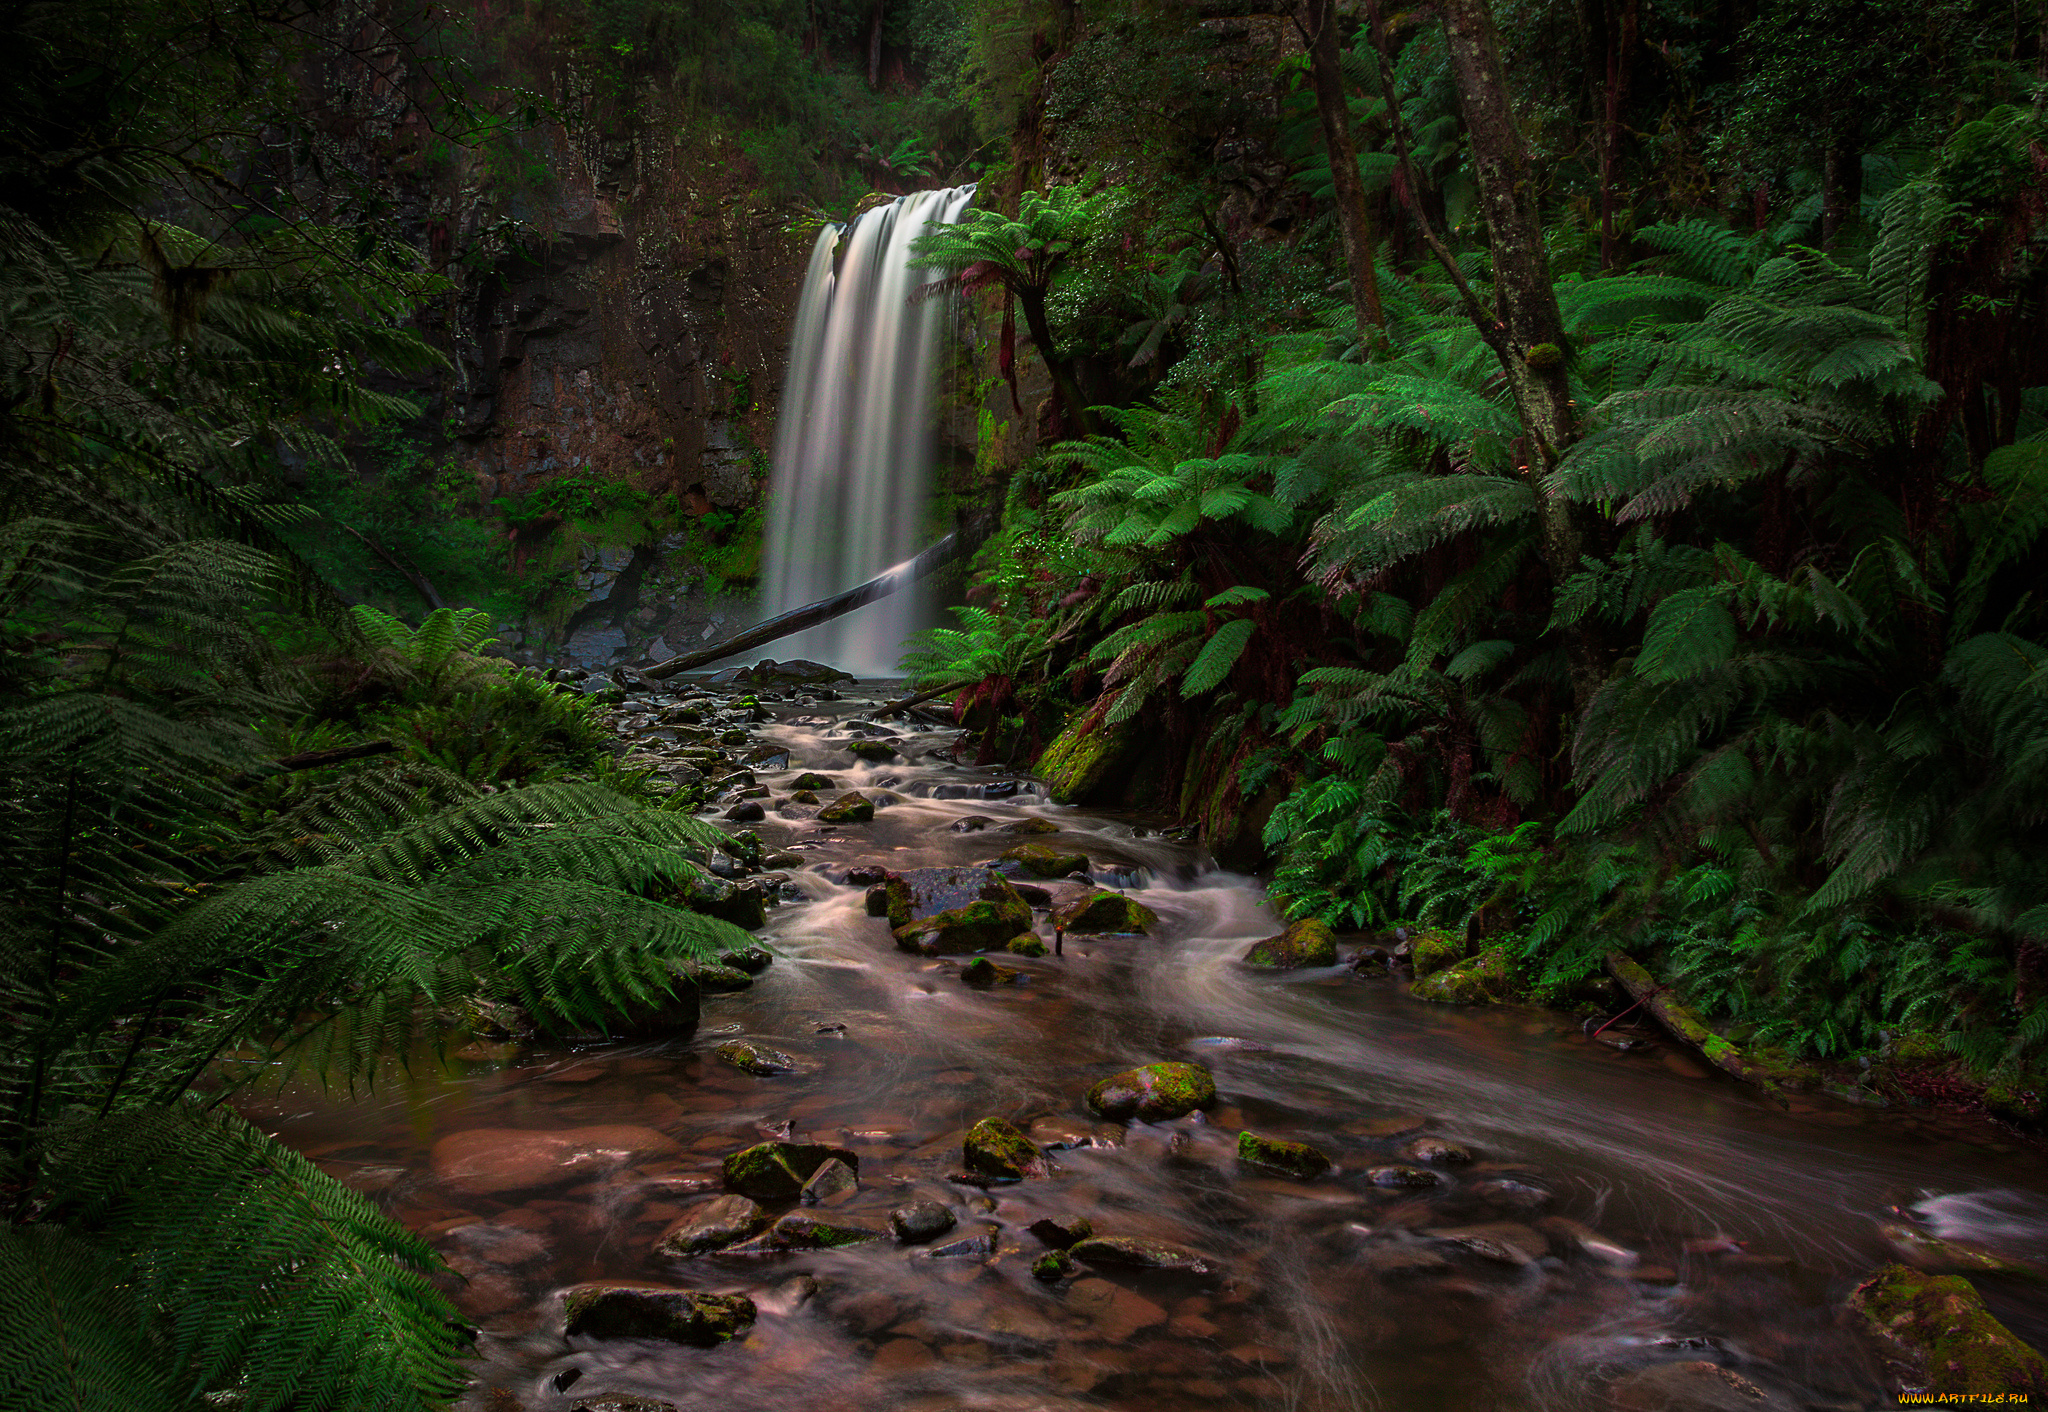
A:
1410,946,1517,1005
1849,1264,2048,1397
818,790,875,823
561,1284,755,1345
998,842,1089,877
1085,1061,1216,1120
895,896,1035,956
713,1039,795,1075
1036,713,1133,805
1243,918,1338,968
721,1140,859,1200
1409,928,1464,977
1050,890,1158,935
1237,1130,1333,1178
1006,932,1049,957
963,1116,1046,1180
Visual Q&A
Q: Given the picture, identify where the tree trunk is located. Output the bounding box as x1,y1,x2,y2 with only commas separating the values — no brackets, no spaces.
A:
1820,135,1862,251
1436,0,1606,704
868,0,884,88
1300,0,1384,345
1596,0,1637,270
1017,285,1096,437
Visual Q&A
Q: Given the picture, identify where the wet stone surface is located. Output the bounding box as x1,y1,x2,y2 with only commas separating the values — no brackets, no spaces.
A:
251,676,2048,1412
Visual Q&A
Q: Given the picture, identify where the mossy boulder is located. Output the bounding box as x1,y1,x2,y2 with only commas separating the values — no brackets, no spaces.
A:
997,842,1089,877
662,861,766,930
845,740,899,762
1001,818,1061,835
1006,933,1049,957
1085,1062,1216,1121
695,963,754,993
1849,1264,2048,1398
1050,890,1158,935
768,1211,889,1249
1237,1130,1333,1179
963,1116,1046,1180
561,1284,755,1345
1032,1248,1077,1280
1409,928,1465,977
883,867,1034,956
818,790,875,823
714,1039,795,1075
721,1141,859,1201
653,1195,768,1256
1243,918,1338,968
1034,712,1134,805
790,772,838,791
1410,946,1517,1005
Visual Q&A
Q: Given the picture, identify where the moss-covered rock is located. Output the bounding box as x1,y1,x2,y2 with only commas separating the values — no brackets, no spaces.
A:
721,1140,859,1200
789,789,819,804
845,739,899,762
723,944,773,974
883,866,1031,929
1085,1062,1216,1120
1036,713,1134,805
561,1284,755,1345
661,860,766,930
1849,1264,2048,1398
1408,928,1465,977
963,1116,1046,1180
1365,1164,1442,1188
997,842,1089,877
818,790,875,823
1877,1222,2039,1277
653,1195,768,1256
1410,946,1517,1005
695,963,754,993
1001,818,1061,835
790,772,838,791
895,897,1036,956
1028,1214,1094,1248
1070,1236,1221,1280
1050,890,1158,935
1243,918,1338,968
714,1039,795,1075
768,1211,889,1249
1237,1130,1332,1179
1006,933,1049,957
960,956,1022,986
1032,1248,1077,1281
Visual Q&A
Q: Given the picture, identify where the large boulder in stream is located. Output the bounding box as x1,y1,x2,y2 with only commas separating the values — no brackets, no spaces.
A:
431,1126,679,1197
1243,918,1338,968
1050,890,1158,935
996,842,1089,877
882,866,1034,956
1085,1062,1216,1121
963,1117,1047,1180
562,1283,755,1345
1410,946,1517,1005
1848,1264,2048,1399
721,1140,860,1201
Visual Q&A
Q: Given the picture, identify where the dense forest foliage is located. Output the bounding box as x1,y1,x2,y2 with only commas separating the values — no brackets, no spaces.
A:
2,0,2045,1402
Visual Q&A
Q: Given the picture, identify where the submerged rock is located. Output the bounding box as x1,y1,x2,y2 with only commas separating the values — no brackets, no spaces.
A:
721,1141,860,1201
1000,818,1061,835
1410,946,1517,1005
1396,1135,1473,1165
1243,917,1338,968
1878,1221,2040,1277
561,1284,755,1345
1236,1130,1333,1179
949,815,993,832
653,1195,768,1256
1849,1263,2048,1398
818,791,875,824
714,1039,796,1075
1086,1062,1216,1121
1050,890,1159,935
997,842,1089,877
889,1200,956,1243
1364,1164,1441,1188
1070,1236,1222,1279
1604,1360,1787,1412
431,1126,678,1197
963,1116,1046,1180
1534,1215,1639,1267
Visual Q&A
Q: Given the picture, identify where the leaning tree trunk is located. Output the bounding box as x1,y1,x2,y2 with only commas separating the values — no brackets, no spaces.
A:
1301,0,1385,345
1016,285,1096,437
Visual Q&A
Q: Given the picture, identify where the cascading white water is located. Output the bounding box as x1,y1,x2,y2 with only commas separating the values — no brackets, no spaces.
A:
757,185,977,676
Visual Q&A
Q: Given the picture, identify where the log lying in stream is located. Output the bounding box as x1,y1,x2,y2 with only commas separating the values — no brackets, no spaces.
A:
1604,951,1793,1106
643,533,972,681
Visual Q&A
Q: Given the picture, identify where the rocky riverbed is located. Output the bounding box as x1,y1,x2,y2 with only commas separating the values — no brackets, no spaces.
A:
249,666,2048,1412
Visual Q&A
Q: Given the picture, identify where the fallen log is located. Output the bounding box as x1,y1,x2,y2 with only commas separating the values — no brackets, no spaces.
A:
1604,951,1793,1106
644,532,971,681
875,683,958,718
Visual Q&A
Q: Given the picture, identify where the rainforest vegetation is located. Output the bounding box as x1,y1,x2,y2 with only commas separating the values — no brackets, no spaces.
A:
3,0,2046,1403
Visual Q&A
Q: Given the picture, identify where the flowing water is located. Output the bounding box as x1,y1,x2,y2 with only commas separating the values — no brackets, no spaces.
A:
756,187,976,676
257,686,2048,1412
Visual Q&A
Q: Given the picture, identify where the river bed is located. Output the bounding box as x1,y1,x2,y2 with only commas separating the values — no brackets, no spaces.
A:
248,680,2048,1412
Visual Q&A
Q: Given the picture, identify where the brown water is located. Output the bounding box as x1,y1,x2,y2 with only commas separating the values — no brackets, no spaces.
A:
250,685,2048,1412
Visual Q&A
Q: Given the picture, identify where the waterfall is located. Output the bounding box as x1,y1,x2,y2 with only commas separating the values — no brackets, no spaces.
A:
758,184,976,676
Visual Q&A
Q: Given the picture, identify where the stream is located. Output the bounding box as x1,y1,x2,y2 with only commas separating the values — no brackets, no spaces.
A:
252,680,2048,1412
